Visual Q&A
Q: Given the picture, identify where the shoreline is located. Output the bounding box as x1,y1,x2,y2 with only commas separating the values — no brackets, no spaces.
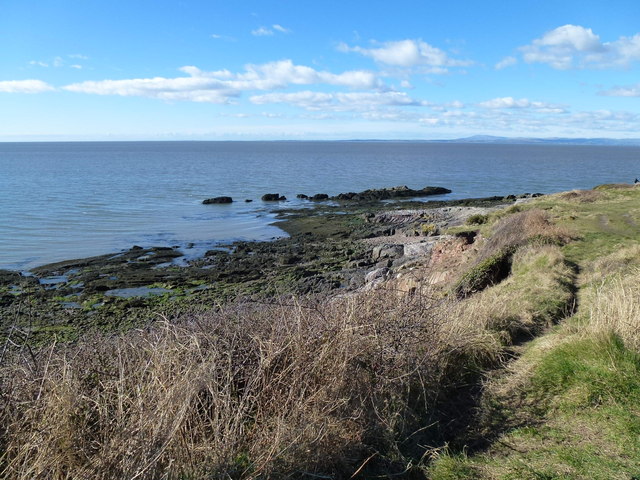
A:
0,189,537,343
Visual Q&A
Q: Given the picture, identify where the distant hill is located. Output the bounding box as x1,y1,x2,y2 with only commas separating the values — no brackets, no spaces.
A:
436,135,640,146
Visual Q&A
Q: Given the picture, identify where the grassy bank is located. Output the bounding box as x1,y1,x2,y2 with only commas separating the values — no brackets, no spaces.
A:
429,185,640,479
2,186,640,478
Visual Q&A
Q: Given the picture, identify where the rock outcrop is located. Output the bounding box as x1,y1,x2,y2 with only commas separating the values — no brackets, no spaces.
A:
332,185,451,202
261,193,287,201
202,196,233,204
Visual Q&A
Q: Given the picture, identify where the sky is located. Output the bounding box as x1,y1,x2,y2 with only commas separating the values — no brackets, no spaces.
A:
2,0,640,141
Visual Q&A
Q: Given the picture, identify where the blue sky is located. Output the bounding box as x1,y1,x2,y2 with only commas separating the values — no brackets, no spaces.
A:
2,0,640,140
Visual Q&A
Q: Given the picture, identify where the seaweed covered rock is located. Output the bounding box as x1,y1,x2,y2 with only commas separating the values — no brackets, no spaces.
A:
203,196,233,204
262,193,287,201
332,185,451,202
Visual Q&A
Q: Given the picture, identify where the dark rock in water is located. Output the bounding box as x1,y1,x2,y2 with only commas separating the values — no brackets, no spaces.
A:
331,185,451,202
335,192,357,200
245,199,253,202
262,193,286,201
0,269,22,286
504,195,516,200
311,193,329,201
203,196,233,204
297,194,309,199
131,245,143,251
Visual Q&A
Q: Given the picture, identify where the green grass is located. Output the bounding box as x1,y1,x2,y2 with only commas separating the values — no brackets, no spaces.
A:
430,333,640,479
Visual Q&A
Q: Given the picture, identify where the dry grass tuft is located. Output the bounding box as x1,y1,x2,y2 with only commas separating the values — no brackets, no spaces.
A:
556,189,603,203
586,271,640,352
0,288,501,479
479,209,573,261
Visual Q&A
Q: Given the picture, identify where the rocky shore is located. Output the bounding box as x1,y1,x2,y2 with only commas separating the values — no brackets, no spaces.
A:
0,187,539,343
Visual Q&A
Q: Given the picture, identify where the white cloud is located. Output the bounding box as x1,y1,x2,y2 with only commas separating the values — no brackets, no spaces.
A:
600,83,640,97
252,24,291,36
272,24,291,34
250,90,425,111
339,39,472,72
520,24,640,69
251,26,273,36
63,60,383,103
495,56,517,70
211,33,236,42
478,97,565,113
30,54,88,69
0,80,55,93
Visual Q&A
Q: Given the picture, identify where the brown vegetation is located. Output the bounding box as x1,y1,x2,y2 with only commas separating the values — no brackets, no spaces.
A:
0,288,504,479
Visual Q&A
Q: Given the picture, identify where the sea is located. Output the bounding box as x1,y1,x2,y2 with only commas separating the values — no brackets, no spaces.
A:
2,141,640,271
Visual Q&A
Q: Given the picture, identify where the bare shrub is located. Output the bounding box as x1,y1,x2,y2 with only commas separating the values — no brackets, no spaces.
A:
0,288,492,479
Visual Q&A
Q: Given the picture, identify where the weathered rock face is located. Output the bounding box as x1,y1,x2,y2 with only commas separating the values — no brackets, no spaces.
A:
262,193,287,201
365,267,390,284
372,244,404,260
403,242,434,257
203,196,233,204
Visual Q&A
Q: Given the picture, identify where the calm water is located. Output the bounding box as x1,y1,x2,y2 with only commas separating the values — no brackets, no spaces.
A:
2,141,639,270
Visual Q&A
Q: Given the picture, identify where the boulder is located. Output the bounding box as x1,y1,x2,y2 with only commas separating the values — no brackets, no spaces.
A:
261,193,286,201
203,196,233,204
372,244,404,260
296,194,309,199
365,267,391,284
311,193,329,201
404,242,434,257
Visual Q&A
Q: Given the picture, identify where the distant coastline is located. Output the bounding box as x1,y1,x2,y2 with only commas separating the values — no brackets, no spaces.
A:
2,135,640,145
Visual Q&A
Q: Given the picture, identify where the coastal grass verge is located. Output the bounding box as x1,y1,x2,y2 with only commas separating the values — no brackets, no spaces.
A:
428,186,640,479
